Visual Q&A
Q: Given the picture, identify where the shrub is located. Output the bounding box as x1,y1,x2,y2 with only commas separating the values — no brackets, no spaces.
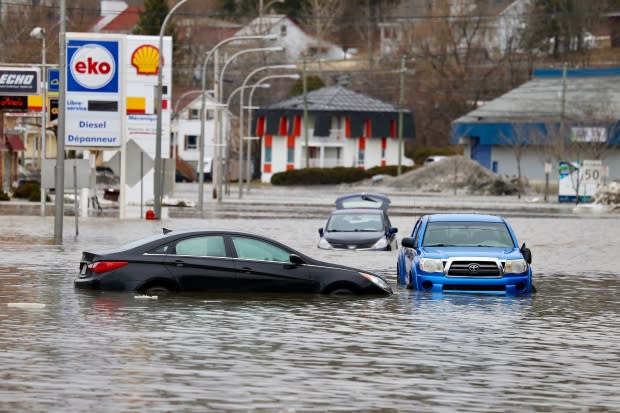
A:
271,167,366,185
270,165,415,186
0,191,9,201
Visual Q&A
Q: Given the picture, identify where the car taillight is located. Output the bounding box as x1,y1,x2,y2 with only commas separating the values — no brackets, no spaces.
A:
88,261,128,273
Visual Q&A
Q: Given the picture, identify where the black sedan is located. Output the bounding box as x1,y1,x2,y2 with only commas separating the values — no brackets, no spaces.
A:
75,229,392,296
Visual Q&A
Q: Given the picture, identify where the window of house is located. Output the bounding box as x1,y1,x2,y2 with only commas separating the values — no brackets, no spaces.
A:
185,135,198,150
280,24,287,36
189,109,199,120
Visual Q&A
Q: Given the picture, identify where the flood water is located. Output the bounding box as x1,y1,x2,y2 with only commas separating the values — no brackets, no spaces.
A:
1,207,619,412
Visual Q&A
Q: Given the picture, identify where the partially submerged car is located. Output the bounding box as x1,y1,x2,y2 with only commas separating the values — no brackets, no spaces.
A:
396,214,533,295
318,193,398,251
75,229,392,296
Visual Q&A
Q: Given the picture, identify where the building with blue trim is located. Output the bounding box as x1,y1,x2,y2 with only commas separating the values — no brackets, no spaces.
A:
452,67,620,182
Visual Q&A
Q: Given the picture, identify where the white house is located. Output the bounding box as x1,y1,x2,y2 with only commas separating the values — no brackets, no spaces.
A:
234,14,350,62
172,92,226,179
253,86,415,183
378,0,533,58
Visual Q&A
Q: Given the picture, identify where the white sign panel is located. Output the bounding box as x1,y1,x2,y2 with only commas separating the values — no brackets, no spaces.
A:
558,159,603,203
124,35,172,159
65,35,122,148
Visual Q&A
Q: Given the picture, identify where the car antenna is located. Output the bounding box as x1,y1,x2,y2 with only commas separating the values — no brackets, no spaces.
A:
163,228,173,234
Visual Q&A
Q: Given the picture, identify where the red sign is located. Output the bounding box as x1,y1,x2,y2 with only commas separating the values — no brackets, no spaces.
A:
75,57,112,75
0,95,27,110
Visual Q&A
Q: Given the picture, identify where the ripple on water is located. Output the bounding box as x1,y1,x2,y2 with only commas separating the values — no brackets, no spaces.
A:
0,215,618,412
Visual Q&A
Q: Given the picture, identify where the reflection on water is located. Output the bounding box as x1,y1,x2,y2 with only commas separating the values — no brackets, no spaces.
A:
0,215,619,412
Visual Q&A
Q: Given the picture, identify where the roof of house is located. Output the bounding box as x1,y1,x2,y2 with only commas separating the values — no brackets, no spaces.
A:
451,67,620,145
235,14,298,36
262,86,406,113
90,1,140,33
255,86,415,138
171,88,218,119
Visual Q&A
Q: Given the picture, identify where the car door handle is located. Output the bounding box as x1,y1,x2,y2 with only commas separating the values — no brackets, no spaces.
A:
175,260,185,267
240,266,252,272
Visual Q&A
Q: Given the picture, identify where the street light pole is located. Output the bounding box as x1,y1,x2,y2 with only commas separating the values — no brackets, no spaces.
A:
397,55,405,176
153,0,189,220
259,0,285,34
31,27,46,217
197,35,277,213
245,73,299,192
238,64,297,198
216,53,287,199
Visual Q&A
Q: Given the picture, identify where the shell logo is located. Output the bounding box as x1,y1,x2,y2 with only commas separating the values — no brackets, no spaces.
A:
131,45,160,75
70,43,116,89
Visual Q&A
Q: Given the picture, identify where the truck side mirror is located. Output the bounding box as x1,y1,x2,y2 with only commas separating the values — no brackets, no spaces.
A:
520,243,532,264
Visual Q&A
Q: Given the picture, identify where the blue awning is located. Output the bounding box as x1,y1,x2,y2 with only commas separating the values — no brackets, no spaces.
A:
451,121,620,146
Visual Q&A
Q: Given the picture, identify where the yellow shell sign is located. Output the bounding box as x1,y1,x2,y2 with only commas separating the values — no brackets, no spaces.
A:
131,44,160,75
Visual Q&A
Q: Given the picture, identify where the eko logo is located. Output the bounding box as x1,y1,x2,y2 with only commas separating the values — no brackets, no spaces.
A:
67,40,119,93
70,44,114,89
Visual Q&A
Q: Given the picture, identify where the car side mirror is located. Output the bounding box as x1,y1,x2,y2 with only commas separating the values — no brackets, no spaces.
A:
389,227,398,235
520,243,532,264
401,237,414,248
318,228,324,237
289,254,305,266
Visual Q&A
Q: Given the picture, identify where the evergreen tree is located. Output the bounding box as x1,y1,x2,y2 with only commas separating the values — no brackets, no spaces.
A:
134,0,172,35
289,75,325,96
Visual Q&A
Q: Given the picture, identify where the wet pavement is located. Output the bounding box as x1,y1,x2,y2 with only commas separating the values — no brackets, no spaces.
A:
1,184,619,412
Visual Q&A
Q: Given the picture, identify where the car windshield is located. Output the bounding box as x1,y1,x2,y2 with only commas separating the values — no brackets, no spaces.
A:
326,213,384,232
422,221,514,248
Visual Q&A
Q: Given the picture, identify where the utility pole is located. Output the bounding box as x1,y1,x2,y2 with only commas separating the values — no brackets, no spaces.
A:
303,59,308,168
54,0,66,244
397,55,405,176
560,63,567,137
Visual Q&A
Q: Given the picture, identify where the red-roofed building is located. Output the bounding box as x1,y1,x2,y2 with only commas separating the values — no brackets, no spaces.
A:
90,1,140,34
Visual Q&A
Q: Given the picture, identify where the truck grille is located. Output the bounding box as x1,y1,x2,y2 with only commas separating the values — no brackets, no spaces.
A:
331,242,375,249
446,260,501,277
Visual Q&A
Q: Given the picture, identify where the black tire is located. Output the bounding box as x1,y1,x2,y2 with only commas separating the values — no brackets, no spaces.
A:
143,285,171,295
328,288,356,296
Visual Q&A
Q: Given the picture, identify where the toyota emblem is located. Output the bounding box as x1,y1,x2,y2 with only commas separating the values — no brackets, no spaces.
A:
468,263,480,272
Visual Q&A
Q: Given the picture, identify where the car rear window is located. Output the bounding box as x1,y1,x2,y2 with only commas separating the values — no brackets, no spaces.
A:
423,221,514,248
116,233,170,252
327,212,384,232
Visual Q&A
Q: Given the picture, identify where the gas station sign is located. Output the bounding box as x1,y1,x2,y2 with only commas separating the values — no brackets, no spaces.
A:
65,38,121,147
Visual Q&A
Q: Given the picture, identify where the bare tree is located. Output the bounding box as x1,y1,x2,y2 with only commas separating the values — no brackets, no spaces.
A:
498,123,533,199
301,0,344,40
404,0,526,146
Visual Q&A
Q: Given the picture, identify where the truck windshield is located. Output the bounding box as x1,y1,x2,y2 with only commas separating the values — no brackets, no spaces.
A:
422,221,514,248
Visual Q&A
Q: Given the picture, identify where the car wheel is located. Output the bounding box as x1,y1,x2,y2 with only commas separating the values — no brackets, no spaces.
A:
329,288,356,295
143,285,171,295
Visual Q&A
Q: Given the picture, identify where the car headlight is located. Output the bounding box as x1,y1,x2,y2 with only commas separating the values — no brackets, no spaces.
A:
359,272,391,291
318,238,332,249
505,259,527,274
371,236,389,250
420,258,444,273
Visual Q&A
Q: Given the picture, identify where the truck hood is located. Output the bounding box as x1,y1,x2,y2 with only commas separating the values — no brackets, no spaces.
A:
421,246,523,260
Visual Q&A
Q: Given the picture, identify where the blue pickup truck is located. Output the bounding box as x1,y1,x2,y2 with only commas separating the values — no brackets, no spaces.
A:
397,214,533,295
